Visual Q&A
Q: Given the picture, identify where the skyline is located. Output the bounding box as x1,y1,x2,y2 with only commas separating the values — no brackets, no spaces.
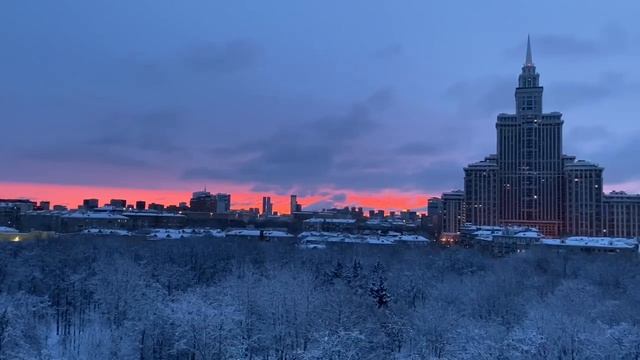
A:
2,1,640,210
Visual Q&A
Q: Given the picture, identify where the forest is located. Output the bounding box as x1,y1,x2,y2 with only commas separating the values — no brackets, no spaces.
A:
1,235,639,359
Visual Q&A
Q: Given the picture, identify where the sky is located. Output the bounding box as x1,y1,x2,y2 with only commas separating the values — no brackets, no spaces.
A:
2,0,640,212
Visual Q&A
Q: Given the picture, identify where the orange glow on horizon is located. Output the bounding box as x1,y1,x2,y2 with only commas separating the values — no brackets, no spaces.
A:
0,181,433,214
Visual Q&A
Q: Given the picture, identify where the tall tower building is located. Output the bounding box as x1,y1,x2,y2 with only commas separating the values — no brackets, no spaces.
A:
262,196,273,216
460,36,613,237
495,35,565,236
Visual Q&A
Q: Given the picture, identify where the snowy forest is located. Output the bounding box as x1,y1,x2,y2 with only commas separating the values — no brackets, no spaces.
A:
1,236,640,359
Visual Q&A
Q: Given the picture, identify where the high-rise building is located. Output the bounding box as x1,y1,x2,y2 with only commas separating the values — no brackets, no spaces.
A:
39,201,51,211
262,196,273,216
290,195,298,215
148,203,165,211
603,191,640,238
461,36,614,237
190,190,215,212
215,193,231,214
110,199,127,209
564,161,603,236
441,190,465,234
135,201,146,210
82,198,99,210
464,156,498,226
427,197,443,218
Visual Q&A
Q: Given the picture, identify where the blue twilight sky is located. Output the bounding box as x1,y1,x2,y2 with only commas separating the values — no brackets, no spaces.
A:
1,0,640,199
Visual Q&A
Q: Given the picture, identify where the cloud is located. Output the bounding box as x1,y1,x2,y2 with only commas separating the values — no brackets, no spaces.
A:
443,76,513,116
182,87,468,194
548,73,640,108
506,25,631,60
183,39,262,73
585,131,640,184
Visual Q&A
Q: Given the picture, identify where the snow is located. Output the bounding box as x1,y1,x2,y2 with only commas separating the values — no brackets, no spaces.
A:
147,228,226,240
82,228,131,236
542,237,638,249
304,218,356,224
122,211,186,218
63,212,129,220
225,229,294,238
298,231,429,246
0,226,19,233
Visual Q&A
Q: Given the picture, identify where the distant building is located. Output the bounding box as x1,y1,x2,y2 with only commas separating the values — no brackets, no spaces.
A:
53,205,68,211
290,195,298,215
109,199,127,209
426,197,443,236
190,190,215,212
441,190,465,236
61,212,129,232
122,211,187,230
39,201,51,211
148,203,165,211
303,218,357,233
135,201,146,210
262,196,273,216
82,199,99,210
541,237,638,254
0,199,35,228
603,191,640,238
215,193,231,214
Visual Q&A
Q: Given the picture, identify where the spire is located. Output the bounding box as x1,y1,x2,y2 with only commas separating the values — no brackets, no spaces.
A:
525,34,533,66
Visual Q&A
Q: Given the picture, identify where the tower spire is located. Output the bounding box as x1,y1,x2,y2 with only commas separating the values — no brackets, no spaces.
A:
525,34,533,66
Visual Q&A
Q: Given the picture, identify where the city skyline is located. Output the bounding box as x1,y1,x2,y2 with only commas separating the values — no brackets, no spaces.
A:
2,1,640,211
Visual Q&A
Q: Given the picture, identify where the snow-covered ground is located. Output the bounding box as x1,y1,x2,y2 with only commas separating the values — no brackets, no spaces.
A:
0,226,19,233
147,228,226,240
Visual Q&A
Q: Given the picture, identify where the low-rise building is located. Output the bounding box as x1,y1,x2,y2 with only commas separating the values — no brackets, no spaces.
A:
541,237,638,254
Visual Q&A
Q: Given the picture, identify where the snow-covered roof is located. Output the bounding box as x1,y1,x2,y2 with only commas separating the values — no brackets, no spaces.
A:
0,226,19,233
304,218,356,224
298,231,430,245
82,228,131,236
542,237,638,249
146,228,227,240
62,212,129,220
123,211,186,218
225,229,294,237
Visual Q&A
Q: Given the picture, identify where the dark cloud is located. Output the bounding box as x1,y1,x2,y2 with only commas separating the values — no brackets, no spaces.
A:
184,39,262,73
5,109,191,182
182,88,469,194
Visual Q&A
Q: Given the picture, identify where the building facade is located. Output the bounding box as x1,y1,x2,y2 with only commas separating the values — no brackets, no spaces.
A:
441,190,465,234
603,191,640,238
